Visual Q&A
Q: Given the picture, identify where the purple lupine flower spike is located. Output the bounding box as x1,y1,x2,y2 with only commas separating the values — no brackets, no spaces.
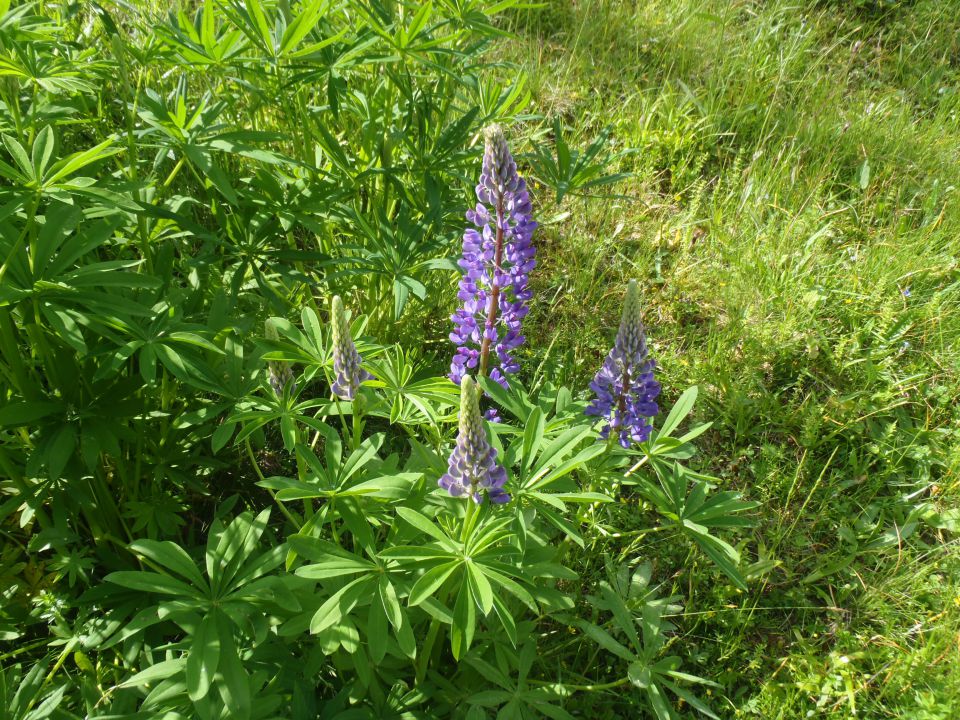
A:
450,125,536,389
330,295,371,401
265,319,294,397
439,376,510,504
585,280,661,447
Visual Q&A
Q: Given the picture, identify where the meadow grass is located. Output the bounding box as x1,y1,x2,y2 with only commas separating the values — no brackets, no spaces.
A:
500,0,960,716
1,1,957,717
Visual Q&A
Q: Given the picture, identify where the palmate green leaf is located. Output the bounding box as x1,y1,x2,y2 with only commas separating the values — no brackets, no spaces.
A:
186,612,220,701
643,462,754,588
577,621,635,663
0,401,62,427
206,509,271,596
295,554,377,580
450,581,476,660
118,658,185,689
408,561,459,606
310,576,376,634
519,405,545,479
367,594,388,663
395,506,456,546
105,570,202,599
129,539,209,593
683,521,747,590
655,386,698,440
663,681,721,720
528,442,605,491
466,561,494,614
215,610,250,720
42,138,119,187
379,575,402,628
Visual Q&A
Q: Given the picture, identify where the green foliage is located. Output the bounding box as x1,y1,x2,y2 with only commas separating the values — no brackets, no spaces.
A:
3,0,955,718
0,0,757,718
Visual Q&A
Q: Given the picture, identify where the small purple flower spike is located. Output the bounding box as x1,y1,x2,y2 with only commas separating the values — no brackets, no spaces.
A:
439,376,510,504
585,280,661,447
330,295,371,401
449,125,536,389
264,319,295,397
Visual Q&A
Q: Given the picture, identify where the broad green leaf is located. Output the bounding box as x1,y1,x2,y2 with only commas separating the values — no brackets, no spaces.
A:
186,612,220,701
0,401,62,427
450,582,476,660
577,622,635,663
656,386,697,440
683,522,747,590
467,562,494,615
105,570,201,599
130,540,209,593
310,576,374,634
118,658,184,688
295,554,377,580
215,611,250,720
520,406,545,477
367,596,388,663
395,506,453,545
408,561,459,607
379,575,402,629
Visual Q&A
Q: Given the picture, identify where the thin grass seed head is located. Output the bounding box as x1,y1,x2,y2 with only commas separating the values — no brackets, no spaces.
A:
449,125,537,388
438,375,510,504
330,295,371,401
585,280,661,447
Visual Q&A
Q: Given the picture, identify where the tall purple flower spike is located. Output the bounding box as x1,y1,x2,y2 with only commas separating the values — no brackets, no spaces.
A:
449,125,537,390
439,376,510,504
330,295,371,401
585,280,661,447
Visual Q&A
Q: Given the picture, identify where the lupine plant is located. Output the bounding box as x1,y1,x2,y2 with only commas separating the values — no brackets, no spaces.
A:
438,376,510,503
0,3,759,720
330,295,372,401
450,125,537,389
586,279,661,447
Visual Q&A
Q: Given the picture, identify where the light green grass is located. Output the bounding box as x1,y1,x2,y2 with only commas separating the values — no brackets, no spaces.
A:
499,0,960,716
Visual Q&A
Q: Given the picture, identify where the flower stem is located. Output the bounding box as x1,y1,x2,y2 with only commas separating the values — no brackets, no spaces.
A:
616,365,631,429
244,438,301,530
623,454,649,478
461,497,478,544
478,195,505,378
416,617,441,684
